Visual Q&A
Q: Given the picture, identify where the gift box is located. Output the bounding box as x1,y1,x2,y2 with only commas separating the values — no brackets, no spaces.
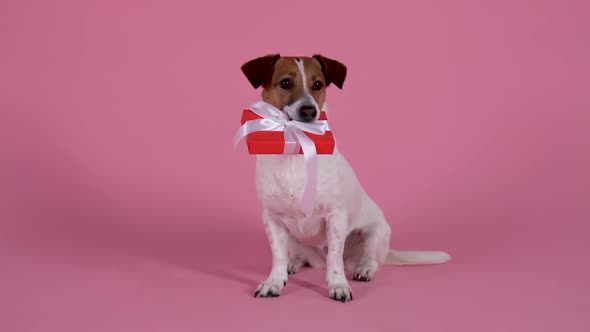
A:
240,109,335,155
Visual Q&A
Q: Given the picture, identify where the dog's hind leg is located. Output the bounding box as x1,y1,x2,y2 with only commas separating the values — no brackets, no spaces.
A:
350,220,391,282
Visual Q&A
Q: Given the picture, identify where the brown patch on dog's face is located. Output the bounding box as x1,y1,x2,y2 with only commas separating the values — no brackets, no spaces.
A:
241,54,347,122
263,57,326,111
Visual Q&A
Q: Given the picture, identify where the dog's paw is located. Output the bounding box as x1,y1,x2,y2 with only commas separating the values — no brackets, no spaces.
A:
352,266,375,282
254,278,286,298
287,257,308,275
352,261,378,282
329,283,353,303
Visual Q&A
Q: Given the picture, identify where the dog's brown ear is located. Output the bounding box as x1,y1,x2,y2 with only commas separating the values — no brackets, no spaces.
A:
313,54,347,89
241,54,280,89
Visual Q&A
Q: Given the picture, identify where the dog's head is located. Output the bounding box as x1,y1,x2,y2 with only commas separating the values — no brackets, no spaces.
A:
241,54,347,122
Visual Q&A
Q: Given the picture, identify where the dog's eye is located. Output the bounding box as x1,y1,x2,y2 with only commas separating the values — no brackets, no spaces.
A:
312,80,323,91
279,78,294,89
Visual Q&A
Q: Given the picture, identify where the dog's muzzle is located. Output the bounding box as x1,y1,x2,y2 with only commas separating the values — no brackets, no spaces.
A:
298,105,318,122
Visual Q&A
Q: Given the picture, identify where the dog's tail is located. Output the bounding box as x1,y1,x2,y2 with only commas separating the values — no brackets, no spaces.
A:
384,249,451,266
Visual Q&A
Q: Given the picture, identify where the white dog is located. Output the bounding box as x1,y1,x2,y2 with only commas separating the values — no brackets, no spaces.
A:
241,54,450,302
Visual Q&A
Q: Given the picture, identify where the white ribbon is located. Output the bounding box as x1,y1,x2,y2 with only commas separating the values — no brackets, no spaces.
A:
234,101,329,215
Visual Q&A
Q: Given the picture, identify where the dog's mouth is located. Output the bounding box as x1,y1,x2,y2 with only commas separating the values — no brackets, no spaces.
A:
280,109,294,121
281,106,317,123
286,115,315,123
288,116,317,123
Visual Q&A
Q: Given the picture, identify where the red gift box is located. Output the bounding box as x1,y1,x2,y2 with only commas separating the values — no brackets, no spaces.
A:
240,109,335,155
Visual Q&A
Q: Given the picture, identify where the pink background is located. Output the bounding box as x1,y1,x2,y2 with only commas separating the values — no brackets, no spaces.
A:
1,0,589,331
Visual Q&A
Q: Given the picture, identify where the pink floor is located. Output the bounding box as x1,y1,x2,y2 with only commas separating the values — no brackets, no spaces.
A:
3,163,589,331
2,1,589,331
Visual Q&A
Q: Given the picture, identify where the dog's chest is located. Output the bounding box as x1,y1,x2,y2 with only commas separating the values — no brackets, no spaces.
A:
255,154,343,205
255,154,340,242
273,212,327,244
256,155,307,199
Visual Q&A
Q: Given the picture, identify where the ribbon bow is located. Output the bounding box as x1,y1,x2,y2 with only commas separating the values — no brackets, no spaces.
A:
234,101,329,215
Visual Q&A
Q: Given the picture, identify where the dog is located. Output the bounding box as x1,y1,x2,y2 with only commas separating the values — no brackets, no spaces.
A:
240,54,450,302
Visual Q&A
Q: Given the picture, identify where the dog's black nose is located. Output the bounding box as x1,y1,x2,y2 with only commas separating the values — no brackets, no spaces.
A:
298,105,317,122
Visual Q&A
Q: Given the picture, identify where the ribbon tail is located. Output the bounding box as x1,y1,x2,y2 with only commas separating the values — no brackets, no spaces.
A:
283,126,300,154
292,129,318,215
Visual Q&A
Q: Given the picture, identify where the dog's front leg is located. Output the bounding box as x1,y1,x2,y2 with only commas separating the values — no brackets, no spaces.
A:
254,209,289,298
326,212,353,302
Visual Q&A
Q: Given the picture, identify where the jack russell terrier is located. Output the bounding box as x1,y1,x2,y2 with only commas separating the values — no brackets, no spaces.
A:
241,54,450,302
